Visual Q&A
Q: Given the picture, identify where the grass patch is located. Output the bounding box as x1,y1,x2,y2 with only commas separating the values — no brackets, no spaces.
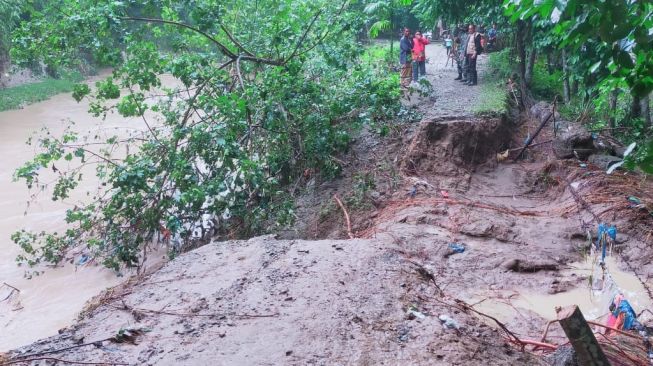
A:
0,72,84,111
473,81,508,115
474,50,510,115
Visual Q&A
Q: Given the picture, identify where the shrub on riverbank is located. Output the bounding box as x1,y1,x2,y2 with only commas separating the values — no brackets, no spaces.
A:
0,72,83,111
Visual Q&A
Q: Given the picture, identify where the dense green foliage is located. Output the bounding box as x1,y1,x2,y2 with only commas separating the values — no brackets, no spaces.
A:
504,0,653,172
365,0,413,38
11,0,406,271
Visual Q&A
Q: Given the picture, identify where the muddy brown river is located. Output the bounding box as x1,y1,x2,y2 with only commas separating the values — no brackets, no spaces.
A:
0,75,176,351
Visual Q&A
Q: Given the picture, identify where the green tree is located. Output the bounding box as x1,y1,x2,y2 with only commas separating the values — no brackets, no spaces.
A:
364,0,413,52
11,0,405,271
504,0,653,172
0,0,25,86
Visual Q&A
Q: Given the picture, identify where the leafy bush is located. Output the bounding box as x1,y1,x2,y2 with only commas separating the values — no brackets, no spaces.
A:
530,61,563,100
486,48,513,82
11,0,406,272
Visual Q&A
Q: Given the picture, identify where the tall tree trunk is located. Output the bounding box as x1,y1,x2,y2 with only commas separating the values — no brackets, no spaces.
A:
631,94,642,120
525,48,537,87
562,50,571,103
571,79,579,96
515,20,532,109
0,46,9,88
609,88,619,129
642,93,651,127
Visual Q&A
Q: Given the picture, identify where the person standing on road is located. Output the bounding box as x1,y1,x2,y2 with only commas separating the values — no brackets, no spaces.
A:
464,24,483,86
455,25,469,82
444,32,453,56
399,28,414,88
412,30,430,83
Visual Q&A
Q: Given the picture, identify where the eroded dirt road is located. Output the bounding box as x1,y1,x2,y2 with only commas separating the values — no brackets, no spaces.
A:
6,42,653,365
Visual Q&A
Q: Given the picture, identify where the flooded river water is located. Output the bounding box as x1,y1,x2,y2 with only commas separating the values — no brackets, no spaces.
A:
0,75,174,351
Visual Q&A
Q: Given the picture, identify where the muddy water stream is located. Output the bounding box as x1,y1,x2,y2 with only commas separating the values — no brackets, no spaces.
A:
470,257,653,326
0,75,176,351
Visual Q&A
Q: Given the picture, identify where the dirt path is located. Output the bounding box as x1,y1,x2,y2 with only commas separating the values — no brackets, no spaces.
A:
403,40,487,119
426,42,488,117
6,43,653,365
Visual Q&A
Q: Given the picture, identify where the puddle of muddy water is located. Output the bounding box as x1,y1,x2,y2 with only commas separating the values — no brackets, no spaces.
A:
470,257,653,326
0,73,179,351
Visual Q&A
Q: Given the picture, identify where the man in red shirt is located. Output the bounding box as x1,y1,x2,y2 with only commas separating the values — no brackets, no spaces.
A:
412,31,430,83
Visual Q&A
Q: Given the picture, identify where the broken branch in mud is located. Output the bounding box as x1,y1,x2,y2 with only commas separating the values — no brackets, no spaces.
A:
586,320,643,340
2,282,20,293
513,97,557,162
109,301,278,320
4,357,128,365
1,282,20,302
453,299,524,345
8,338,114,362
406,260,443,295
406,259,531,349
505,139,552,153
505,338,557,351
564,176,600,222
333,194,354,239
596,332,648,366
540,319,559,343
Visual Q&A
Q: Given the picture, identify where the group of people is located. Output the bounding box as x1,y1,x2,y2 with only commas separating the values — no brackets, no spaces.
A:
399,28,430,88
399,23,498,88
452,24,484,86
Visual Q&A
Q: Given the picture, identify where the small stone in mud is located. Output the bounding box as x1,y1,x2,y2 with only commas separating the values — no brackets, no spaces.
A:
285,350,293,356
218,332,226,338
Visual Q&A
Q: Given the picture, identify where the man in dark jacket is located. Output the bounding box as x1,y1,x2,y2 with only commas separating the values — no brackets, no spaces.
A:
464,24,483,86
399,28,414,88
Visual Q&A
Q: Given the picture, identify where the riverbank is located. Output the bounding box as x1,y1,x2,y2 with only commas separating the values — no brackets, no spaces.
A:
0,72,83,111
